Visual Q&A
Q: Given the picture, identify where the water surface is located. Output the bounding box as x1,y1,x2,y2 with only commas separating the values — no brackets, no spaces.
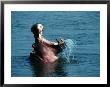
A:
11,11,100,77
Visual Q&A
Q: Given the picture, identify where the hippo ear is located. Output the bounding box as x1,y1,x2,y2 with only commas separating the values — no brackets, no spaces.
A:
31,24,36,33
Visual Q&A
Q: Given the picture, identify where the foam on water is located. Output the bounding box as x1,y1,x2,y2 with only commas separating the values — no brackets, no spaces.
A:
59,39,77,62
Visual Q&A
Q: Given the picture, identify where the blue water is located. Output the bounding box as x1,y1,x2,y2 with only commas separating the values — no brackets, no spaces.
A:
11,11,100,77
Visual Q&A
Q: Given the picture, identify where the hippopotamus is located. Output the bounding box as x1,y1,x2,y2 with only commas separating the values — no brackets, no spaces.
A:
30,23,66,63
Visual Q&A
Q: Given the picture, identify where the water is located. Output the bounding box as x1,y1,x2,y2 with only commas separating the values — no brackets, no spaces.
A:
59,39,77,63
11,11,100,77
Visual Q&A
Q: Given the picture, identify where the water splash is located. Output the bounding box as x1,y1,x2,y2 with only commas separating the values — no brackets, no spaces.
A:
59,39,77,63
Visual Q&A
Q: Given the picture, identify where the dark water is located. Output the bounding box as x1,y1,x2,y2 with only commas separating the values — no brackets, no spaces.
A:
11,11,100,77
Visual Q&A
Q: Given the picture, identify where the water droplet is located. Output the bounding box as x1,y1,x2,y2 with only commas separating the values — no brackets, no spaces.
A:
59,39,77,63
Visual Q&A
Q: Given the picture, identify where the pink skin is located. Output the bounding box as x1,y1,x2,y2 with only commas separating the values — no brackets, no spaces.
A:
38,38,59,63
35,24,59,63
